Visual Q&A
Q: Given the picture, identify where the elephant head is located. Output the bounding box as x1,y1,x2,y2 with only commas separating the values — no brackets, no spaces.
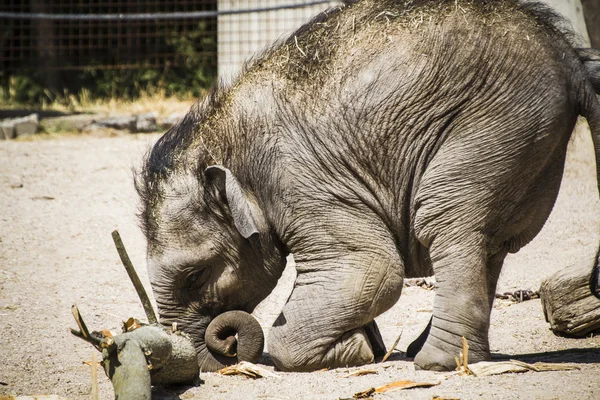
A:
138,156,287,371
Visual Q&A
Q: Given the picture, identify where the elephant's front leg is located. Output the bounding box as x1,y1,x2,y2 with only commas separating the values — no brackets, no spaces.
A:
268,248,404,372
413,233,499,371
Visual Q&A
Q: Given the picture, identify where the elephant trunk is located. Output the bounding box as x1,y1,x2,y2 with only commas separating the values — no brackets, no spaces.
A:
196,310,264,371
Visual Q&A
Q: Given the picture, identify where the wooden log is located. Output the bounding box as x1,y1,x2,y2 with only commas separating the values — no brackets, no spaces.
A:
71,232,199,399
72,306,199,399
104,333,152,400
540,261,600,337
103,325,199,399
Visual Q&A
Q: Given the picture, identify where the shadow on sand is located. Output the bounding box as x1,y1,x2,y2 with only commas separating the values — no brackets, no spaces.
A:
147,347,600,398
0,109,82,120
383,347,600,364
492,347,600,364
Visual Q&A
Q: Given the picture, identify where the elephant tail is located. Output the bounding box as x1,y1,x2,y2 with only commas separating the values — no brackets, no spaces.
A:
578,51,600,299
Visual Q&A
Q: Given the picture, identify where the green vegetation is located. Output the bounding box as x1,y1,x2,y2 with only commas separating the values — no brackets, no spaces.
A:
0,21,216,109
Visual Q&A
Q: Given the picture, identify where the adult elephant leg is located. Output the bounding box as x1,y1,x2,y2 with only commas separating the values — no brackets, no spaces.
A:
268,246,404,372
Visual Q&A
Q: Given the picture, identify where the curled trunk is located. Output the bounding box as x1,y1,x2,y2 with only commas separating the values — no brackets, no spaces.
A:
198,310,264,371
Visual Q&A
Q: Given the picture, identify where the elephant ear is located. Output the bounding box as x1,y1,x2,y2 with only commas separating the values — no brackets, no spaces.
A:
204,165,260,241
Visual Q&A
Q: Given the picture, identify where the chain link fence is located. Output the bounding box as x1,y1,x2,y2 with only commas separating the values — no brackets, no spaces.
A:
0,0,338,102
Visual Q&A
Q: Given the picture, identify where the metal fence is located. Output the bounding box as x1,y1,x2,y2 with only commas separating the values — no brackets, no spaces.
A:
0,0,338,92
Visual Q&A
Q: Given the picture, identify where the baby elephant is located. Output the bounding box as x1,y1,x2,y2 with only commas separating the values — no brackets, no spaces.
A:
136,0,600,372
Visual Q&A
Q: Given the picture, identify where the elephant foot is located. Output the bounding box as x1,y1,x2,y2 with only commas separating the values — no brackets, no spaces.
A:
406,317,431,358
330,328,376,368
413,343,457,371
363,320,386,359
414,341,490,371
269,326,375,371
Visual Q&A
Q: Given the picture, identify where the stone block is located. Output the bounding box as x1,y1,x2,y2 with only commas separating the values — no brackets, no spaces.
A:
0,114,39,139
13,114,39,137
95,115,137,131
0,123,12,140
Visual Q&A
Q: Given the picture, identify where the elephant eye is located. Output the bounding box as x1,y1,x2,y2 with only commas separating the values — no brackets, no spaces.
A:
186,268,210,289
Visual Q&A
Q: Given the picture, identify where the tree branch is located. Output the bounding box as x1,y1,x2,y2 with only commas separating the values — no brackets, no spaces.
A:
111,230,158,325
70,304,104,350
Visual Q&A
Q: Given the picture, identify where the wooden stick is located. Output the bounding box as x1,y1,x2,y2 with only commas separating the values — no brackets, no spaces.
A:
460,336,474,375
381,328,402,363
91,352,99,400
71,304,92,339
111,230,158,325
70,304,103,349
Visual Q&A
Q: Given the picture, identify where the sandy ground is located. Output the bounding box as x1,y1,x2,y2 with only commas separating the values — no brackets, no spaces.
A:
1,120,599,400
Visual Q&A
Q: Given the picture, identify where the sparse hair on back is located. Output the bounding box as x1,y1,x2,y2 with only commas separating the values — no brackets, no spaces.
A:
135,0,579,242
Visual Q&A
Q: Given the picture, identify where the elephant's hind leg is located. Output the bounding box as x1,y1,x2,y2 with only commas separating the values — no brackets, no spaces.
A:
411,233,497,370
411,131,571,369
406,249,505,360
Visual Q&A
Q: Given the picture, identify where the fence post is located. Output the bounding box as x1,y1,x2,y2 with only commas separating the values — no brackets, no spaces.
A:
30,0,59,94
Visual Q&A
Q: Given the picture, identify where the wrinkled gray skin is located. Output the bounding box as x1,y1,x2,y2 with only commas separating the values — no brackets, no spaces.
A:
137,0,600,372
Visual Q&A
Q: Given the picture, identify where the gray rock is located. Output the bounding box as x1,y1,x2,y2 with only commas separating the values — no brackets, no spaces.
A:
95,115,137,131
81,123,127,137
0,123,10,140
42,114,101,133
135,112,159,133
81,123,107,135
0,114,39,139
89,113,159,133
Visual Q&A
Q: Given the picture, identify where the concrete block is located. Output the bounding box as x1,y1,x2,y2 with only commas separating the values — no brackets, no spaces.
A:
95,115,137,131
42,114,101,133
0,123,12,140
0,113,39,139
13,114,39,137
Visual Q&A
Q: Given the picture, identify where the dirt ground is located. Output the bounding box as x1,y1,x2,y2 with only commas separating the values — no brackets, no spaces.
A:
1,118,599,399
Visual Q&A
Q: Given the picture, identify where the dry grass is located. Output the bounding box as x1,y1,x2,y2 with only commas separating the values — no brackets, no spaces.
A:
47,89,196,117
1,88,197,118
